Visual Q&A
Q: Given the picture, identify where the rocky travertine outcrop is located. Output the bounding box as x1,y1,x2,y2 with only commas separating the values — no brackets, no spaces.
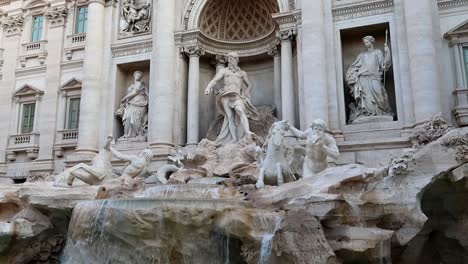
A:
0,127,466,263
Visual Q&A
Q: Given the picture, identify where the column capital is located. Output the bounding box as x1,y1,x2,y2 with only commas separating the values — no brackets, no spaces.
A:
45,6,68,28
2,15,24,37
267,45,280,57
183,46,205,57
276,28,297,42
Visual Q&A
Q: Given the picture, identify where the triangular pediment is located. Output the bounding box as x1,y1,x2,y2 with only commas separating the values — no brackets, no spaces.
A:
23,0,48,9
59,78,82,90
13,84,44,98
446,19,468,37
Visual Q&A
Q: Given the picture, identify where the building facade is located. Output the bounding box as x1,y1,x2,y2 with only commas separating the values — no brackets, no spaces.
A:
0,0,467,179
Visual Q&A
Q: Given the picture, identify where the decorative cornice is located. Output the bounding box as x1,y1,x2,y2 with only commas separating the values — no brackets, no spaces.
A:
2,15,24,37
111,40,152,58
45,6,68,28
175,28,278,57
332,0,394,22
438,0,468,10
272,10,301,31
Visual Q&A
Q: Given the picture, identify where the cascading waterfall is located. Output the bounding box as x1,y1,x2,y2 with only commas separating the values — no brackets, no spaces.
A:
60,184,284,264
257,214,283,264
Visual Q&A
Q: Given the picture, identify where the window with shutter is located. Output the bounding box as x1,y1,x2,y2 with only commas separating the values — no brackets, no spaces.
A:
68,98,81,129
21,103,36,134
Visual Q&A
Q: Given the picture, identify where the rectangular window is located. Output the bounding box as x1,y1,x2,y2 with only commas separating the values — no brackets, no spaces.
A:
21,103,36,134
75,6,88,34
67,98,80,129
31,15,44,42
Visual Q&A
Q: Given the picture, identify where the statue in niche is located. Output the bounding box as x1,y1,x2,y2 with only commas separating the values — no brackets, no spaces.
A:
115,71,148,141
120,0,151,34
287,119,340,178
204,52,260,144
345,35,394,123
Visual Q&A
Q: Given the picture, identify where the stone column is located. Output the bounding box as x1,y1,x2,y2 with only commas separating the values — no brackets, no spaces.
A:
277,29,296,124
33,7,68,172
301,0,328,126
268,46,282,119
149,0,176,153
0,17,23,171
403,0,441,123
76,0,106,155
453,45,464,88
184,46,204,146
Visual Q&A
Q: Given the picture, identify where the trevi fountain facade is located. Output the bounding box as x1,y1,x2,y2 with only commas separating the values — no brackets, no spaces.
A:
0,0,468,263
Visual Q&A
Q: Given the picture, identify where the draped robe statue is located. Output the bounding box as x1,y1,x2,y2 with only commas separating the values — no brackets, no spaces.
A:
345,35,394,123
204,52,259,144
116,71,148,140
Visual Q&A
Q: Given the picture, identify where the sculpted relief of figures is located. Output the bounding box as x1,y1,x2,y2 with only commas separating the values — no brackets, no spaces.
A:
345,35,394,124
120,0,151,35
116,71,149,141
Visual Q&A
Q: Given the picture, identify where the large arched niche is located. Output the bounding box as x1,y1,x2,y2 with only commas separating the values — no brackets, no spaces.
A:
183,0,286,31
179,0,282,57
198,0,279,42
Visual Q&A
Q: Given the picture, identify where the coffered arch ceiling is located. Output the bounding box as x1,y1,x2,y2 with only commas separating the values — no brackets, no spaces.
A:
198,0,279,43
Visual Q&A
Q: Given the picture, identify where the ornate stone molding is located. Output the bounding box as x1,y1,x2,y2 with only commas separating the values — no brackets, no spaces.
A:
332,0,394,22
267,45,279,57
175,29,278,57
111,40,152,58
183,46,205,57
276,28,297,42
45,6,68,28
438,0,468,10
183,0,197,30
288,0,296,10
2,15,24,37
273,10,301,30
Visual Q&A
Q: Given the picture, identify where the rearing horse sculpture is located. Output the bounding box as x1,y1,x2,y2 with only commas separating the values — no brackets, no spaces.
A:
255,121,297,188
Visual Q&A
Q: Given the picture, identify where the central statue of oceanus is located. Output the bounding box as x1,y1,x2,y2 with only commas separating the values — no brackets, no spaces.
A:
204,52,260,144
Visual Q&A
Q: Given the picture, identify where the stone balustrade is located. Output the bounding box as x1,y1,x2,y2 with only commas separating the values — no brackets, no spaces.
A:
65,34,87,60
19,40,48,67
68,33,87,46
6,133,40,161
454,89,468,127
55,129,79,146
54,129,79,157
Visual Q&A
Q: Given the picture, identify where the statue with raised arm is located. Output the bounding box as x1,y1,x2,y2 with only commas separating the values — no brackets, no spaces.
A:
287,119,340,178
204,52,259,144
345,35,394,123
116,71,148,140
110,144,153,187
